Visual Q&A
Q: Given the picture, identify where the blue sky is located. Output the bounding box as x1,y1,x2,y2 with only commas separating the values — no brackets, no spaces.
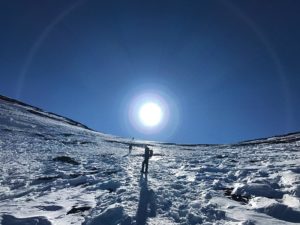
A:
1,0,300,144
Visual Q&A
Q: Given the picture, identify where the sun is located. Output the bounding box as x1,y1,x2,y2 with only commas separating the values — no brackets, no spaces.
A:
138,102,163,127
127,89,177,135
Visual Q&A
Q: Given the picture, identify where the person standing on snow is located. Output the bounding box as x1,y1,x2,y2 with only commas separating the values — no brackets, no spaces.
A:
128,137,134,154
128,143,133,154
141,145,153,173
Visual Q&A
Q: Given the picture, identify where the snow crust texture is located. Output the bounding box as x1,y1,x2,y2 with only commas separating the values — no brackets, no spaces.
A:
0,96,300,225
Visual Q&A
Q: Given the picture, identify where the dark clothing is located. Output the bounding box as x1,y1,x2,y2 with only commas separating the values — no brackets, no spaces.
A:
141,147,151,173
144,147,150,160
141,159,149,173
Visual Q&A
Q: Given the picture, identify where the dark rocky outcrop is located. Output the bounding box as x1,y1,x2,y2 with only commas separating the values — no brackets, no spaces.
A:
53,156,80,165
67,206,91,214
223,187,250,204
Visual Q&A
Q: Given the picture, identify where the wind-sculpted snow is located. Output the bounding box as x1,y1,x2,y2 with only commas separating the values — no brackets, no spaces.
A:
0,96,300,225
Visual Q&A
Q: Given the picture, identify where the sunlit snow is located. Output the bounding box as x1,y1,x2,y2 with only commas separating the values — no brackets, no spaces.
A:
0,95,300,225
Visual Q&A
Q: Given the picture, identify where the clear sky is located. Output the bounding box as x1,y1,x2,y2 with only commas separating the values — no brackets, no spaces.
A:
1,0,300,144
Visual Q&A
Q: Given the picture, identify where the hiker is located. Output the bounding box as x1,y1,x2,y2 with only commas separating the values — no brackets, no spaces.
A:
128,137,134,154
141,145,153,173
129,143,133,154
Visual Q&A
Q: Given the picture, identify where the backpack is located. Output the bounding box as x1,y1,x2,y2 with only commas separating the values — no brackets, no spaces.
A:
149,150,153,158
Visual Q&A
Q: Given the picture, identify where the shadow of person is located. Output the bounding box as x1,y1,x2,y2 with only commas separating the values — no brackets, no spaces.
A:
135,174,157,225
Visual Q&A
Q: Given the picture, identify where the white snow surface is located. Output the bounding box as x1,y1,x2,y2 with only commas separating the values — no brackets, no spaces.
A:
0,95,300,225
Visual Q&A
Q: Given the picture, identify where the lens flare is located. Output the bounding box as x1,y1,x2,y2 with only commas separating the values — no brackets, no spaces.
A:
139,102,163,127
123,85,180,139
128,91,170,134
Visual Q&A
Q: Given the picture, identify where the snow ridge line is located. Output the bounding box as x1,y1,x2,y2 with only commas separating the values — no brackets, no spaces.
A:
0,94,92,131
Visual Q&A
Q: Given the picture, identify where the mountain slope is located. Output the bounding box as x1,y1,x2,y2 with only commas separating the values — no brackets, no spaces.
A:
0,95,300,225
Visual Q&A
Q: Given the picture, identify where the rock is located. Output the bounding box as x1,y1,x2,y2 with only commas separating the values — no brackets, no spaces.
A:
215,154,227,159
224,187,250,204
53,156,80,165
67,206,91,214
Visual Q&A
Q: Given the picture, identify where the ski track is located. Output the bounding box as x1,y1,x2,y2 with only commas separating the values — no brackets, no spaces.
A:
1,99,300,225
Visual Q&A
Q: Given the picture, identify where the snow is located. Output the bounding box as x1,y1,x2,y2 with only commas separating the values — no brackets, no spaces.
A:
232,183,283,199
83,204,130,225
0,95,300,224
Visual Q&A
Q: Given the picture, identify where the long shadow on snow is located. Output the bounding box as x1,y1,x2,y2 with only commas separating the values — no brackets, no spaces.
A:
135,174,157,225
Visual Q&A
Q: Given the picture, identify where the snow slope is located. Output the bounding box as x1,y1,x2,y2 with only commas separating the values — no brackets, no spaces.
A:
0,95,300,225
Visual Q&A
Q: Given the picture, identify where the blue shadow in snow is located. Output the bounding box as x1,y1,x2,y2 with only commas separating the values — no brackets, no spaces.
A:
135,174,157,225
